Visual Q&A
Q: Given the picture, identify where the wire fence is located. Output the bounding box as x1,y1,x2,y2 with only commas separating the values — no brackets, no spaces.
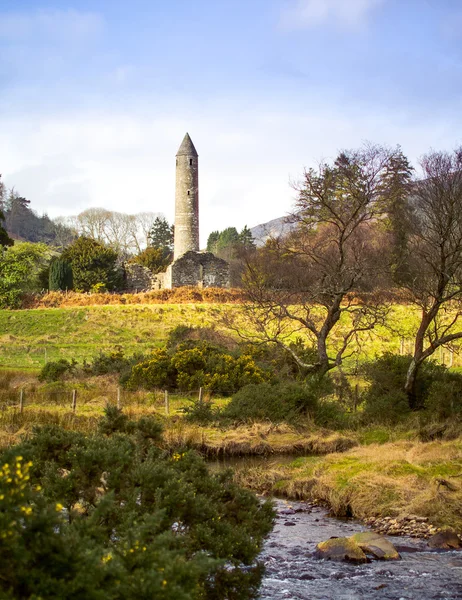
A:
0,387,211,416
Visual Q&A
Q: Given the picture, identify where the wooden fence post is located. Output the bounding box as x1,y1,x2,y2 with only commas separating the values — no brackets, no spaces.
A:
198,387,203,403
164,390,169,416
72,389,77,412
117,387,121,410
19,389,24,414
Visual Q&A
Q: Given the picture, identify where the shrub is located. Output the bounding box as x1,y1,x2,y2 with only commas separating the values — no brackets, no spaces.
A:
129,246,172,273
39,359,76,382
182,397,219,425
0,242,52,308
222,381,323,423
128,348,176,390
49,257,73,291
127,341,269,395
87,346,129,375
314,399,355,429
425,373,462,420
0,410,274,599
62,237,122,292
361,353,453,423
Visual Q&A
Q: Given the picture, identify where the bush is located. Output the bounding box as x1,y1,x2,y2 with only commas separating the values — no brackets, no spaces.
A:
361,353,455,424
62,237,122,292
182,397,219,425
128,246,172,274
49,257,73,291
0,242,52,308
39,359,76,382
425,373,462,420
128,348,177,389
314,399,353,429
127,341,269,395
222,381,323,423
0,410,274,599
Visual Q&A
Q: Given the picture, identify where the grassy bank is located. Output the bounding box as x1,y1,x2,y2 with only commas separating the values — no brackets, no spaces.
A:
233,439,462,530
0,370,461,531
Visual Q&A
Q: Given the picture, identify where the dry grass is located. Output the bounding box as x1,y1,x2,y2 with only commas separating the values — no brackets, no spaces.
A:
23,288,246,308
169,422,358,457
235,438,462,530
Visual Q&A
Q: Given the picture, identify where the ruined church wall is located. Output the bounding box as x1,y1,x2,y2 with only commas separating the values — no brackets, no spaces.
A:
169,251,229,288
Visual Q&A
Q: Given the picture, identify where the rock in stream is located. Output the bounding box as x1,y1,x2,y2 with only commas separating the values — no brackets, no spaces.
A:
259,499,462,599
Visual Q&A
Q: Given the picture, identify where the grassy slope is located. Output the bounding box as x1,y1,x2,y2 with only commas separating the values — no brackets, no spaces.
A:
0,304,226,369
0,302,446,371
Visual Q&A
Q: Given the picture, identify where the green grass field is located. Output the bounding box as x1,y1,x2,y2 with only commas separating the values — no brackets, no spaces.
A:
0,302,459,371
0,304,226,370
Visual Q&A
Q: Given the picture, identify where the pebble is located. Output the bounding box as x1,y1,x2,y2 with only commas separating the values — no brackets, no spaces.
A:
363,515,442,539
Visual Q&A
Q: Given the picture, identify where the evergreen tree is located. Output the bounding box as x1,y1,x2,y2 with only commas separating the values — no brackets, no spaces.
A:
0,209,13,248
62,237,121,292
239,225,256,250
380,147,414,284
49,258,73,291
206,231,220,253
149,217,174,251
206,226,255,258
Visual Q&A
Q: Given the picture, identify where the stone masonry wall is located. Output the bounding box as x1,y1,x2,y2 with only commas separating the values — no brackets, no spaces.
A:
169,251,229,288
174,153,199,259
124,263,158,292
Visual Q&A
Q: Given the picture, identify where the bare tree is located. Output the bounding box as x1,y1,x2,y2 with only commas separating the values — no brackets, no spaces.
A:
126,212,161,254
231,145,410,377
58,209,162,256
403,148,462,407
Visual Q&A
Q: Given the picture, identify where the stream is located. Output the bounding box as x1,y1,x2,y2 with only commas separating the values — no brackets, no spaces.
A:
209,457,462,600
261,498,462,600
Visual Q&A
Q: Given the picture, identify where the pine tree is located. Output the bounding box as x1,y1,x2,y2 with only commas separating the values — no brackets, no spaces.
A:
0,209,13,248
149,217,174,251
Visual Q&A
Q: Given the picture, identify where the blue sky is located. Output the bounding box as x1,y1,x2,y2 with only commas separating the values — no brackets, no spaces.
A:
1,0,461,245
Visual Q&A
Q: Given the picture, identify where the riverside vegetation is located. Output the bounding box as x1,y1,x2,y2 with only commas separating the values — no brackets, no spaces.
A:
0,314,461,539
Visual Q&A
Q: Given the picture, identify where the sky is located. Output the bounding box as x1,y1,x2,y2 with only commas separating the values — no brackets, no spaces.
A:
1,0,461,246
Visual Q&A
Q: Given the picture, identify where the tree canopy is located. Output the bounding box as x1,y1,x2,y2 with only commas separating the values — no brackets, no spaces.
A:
62,237,121,292
236,144,410,377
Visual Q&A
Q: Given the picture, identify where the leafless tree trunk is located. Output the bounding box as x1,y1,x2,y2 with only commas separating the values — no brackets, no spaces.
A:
402,148,462,407
229,144,410,376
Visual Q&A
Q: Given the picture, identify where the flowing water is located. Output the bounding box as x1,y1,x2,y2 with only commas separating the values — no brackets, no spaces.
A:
260,498,462,600
208,457,462,600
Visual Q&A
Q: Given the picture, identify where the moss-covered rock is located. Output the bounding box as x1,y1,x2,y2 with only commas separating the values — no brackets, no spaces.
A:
349,532,400,560
315,537,368,563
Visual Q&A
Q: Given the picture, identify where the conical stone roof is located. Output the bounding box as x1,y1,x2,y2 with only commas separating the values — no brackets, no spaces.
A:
176,133,198,157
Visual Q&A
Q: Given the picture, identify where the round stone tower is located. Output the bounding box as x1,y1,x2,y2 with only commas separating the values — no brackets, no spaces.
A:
174,133,199,260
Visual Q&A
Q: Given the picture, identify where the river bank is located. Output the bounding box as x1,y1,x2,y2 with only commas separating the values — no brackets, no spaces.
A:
230,438,462,534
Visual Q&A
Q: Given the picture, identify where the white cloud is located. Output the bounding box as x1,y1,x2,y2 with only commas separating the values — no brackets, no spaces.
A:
0,9,104,41
280,0,384,30
0,102,460,248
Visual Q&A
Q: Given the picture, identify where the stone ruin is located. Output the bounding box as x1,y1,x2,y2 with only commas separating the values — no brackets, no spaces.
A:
126,133,229,291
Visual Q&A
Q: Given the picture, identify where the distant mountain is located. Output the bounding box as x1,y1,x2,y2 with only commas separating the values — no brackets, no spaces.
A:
250,216,296,247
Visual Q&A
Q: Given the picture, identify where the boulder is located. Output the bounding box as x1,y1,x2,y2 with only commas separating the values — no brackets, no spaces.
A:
315,537,368,563
349,532,401,560
428,530,462,549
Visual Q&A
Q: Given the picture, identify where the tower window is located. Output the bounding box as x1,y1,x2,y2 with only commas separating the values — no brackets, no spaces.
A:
190,159,193,166
187,190,190,196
